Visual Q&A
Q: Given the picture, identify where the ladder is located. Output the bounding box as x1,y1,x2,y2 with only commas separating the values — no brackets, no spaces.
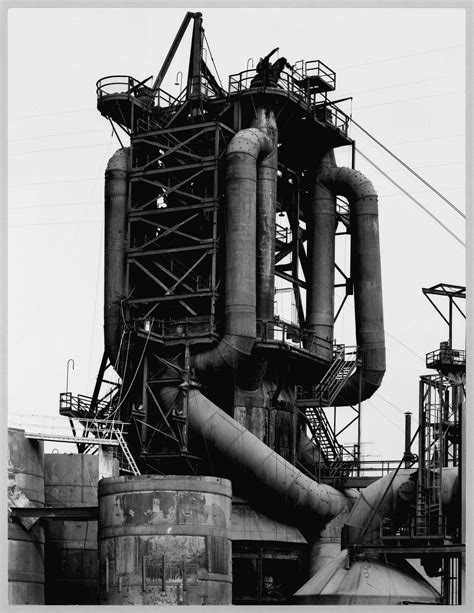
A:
113,427,141,476
416,378,444,538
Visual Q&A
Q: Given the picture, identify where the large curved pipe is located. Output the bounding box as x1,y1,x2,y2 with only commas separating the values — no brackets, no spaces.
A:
343,468,459,547
343,469,415,546
104,147,129,366
311,166,386,405
305,150,337,361
192,128,273,380
159,384,348,541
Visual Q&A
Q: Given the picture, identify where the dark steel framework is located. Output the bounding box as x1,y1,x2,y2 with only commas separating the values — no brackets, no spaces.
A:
370,284,466,605
85,11,361,482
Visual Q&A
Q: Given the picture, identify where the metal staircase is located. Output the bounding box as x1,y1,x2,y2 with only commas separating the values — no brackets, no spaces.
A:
295,345,359,482
113,426,141,476
312,345,358,406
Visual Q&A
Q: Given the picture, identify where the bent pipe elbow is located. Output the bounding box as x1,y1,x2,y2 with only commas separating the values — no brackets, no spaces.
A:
104,147,129,367
343,469,415,546
318,167,386,405
192,129,274,381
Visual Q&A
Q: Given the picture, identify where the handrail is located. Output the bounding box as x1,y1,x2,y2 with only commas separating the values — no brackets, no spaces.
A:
96,74,184,109
426,347,466,367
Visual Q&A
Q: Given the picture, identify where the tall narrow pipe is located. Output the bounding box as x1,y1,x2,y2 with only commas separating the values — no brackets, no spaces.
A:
104,148,129,367
252,107,278,327
158,385,349,541
404,412,412,468
305,150,337,360
315,167,385,405
192,128,273,380
235,107,279,391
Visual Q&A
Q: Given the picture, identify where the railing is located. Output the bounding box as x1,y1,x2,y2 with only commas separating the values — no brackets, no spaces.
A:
257,317,333,355
228,65,348,137
228,67,305,99
297,345,358,403
275,223,292,244
303,59,336,90
59,391,114,417
311,95,350,136
188,75,223,100
135,315,215,340
8,413,125,446
96,75,153,102
96,75,185,110
426,348,466,368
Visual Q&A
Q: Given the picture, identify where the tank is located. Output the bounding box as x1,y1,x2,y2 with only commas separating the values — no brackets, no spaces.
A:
231,497,307,605
44,453,113,604
98,475,232,605
7,428,45,605
292,549,441,604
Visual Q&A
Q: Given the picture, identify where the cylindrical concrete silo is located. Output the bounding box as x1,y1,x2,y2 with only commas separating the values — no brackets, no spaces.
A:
98,475,232,605
7,428,45,605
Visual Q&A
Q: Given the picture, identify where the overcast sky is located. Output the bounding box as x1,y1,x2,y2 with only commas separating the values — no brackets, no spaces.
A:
7,5,467,460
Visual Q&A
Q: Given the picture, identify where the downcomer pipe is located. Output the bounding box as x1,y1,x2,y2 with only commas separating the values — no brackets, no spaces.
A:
192,128,274,380
310,166,386,405
159,385,349,541
305,151,337,360
252,107,278,328
104,148,129,367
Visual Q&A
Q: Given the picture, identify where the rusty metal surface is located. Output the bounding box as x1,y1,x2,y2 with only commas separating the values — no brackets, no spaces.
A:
8,429,45,605
43,454,106,604
98,476,232,605
231,498,306,543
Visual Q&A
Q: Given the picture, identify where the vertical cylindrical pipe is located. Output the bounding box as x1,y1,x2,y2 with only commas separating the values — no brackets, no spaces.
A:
404,412,412,468
316,167,386,404
251,107,278,328
305,150,337,360
104,147,129,367
192,128,273,379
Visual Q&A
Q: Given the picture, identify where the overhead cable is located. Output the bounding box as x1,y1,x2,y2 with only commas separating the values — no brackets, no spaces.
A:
355,148,465,247
203,33,224,89
351,117,465,219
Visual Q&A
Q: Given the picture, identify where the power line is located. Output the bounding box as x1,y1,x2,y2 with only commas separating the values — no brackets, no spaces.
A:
348,73,463,97
375,392,420,425
336,44,463,71
10,177,99,188
355,148,465,247
354,89,463,112
9,128,107,143
351,117,466,219
9,219,102,228
356,132,463,152
10,107,94,121
11,201,101,210
9,142,111,156
364,400,405,434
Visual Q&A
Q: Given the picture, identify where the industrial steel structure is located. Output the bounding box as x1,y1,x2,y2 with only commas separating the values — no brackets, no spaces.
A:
7,12,465,606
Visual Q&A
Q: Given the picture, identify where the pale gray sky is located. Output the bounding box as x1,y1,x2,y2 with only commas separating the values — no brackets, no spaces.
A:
7,6,467,459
